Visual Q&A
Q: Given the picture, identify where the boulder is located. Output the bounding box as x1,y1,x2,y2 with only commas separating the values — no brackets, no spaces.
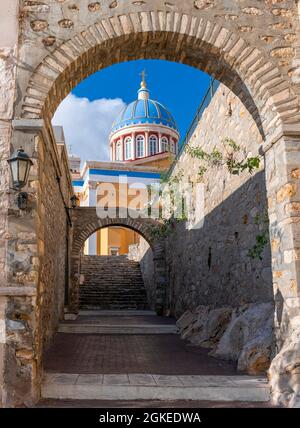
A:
190,307,232,348
177,306,209,340
211,302,274,374
176,310,194,331
237,314,273,374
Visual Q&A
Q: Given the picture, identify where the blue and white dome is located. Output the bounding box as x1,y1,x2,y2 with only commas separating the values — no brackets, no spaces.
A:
111,79,178,134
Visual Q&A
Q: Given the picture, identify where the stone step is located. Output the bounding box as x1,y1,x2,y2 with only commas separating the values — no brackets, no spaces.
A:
42,373,270,402
79,306,148,311
79,300,147,303
79,298,147,301
81,283,145,286
79,292,147,296
80,290,147,294
79,304,148,309
78,310,156,316
58,323,178,334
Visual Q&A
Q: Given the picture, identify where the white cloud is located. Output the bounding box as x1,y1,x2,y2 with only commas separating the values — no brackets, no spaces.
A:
52,94,126,163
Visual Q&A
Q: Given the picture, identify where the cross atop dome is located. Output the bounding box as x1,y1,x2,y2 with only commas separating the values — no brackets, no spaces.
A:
140,69,147,88
138,70,150,100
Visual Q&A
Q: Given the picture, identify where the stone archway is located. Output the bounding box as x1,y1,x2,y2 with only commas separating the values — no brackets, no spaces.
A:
21,12,300,137
1,0,300,407
70,207,167,315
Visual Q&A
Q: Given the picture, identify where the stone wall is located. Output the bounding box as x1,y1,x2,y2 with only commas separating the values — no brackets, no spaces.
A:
36,132,73,352
165,84,273,318
129,238,156,310
0,121,73,406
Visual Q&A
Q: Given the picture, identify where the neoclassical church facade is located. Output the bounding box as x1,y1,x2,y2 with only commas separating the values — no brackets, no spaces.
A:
69,75,180,255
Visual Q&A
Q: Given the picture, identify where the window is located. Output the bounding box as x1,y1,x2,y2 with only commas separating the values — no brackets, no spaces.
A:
161,137,169,152
149,135,158,156
136,135,145,158
116,141,122,161
170,141,175,154
125,138,132,160
109,247,120,256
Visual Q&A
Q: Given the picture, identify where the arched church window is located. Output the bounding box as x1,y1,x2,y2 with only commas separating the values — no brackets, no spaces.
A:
136,135,145,158
125,137,132,160
170,140,175,154
149,135,158,156
116,141,122,161
161,137,169,152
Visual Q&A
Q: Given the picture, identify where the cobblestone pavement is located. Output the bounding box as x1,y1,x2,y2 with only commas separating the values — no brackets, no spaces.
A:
44,333,239,375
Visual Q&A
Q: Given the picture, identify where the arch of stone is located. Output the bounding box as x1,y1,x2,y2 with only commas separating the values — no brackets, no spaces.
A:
70,207,167,314
1,0,300,407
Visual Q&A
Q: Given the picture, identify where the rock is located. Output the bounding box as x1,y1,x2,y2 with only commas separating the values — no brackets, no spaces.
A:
237,314,273,374
190,307,232,348
194,0,215,10
176,310,194,331
211,302,274,374
269,318,300,408
6,319,26,331
177,306,210,340
88,2,101,12
30,20,48,32
58,19,74,29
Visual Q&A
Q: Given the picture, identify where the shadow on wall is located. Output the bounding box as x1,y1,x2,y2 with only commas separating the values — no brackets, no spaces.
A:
165,169,273,318
129,240,156,311
140,247,156,310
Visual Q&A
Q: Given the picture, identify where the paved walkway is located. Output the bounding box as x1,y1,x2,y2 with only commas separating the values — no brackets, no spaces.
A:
44,334,238,375
41,312,270,406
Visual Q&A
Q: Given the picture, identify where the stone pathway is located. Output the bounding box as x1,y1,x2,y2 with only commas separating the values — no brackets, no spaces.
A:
42,373,269,402
41,311,270,405
44,334,238,375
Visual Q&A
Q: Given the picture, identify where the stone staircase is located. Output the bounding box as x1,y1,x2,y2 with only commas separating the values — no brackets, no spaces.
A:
79,256,148,310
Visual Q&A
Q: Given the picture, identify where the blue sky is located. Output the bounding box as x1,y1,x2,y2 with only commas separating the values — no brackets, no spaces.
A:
53,59,212,162
72,60,212,140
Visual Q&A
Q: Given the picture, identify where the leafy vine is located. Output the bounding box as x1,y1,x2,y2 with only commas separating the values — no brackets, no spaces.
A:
247,211,270,260
186,138,260,180
148,138,263,245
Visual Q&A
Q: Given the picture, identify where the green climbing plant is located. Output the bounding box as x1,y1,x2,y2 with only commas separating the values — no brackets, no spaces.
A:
147,215,188,241
247,211,270,261
148,138,262,242
186,138,260,180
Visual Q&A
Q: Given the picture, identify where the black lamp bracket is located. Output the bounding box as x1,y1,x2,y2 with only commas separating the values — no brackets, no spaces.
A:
17,192,28,210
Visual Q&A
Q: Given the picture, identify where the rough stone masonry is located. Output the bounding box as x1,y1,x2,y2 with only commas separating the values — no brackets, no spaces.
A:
0,0,300,408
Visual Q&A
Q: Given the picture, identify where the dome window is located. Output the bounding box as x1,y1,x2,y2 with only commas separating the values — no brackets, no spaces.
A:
125,137,132,160
149,135,158,156
161,137,169,152
116,141,122,161
136,135,145,158
170,141,175,154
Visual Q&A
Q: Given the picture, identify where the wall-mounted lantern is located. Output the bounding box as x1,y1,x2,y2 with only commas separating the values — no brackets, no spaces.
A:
7,147,33,210
70,194,79,209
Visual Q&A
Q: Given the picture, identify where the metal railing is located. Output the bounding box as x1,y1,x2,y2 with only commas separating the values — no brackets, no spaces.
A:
167,78,219,178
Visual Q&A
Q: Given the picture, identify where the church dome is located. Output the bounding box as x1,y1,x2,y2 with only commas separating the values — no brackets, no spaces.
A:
109,73,180,164
111,78,178,134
